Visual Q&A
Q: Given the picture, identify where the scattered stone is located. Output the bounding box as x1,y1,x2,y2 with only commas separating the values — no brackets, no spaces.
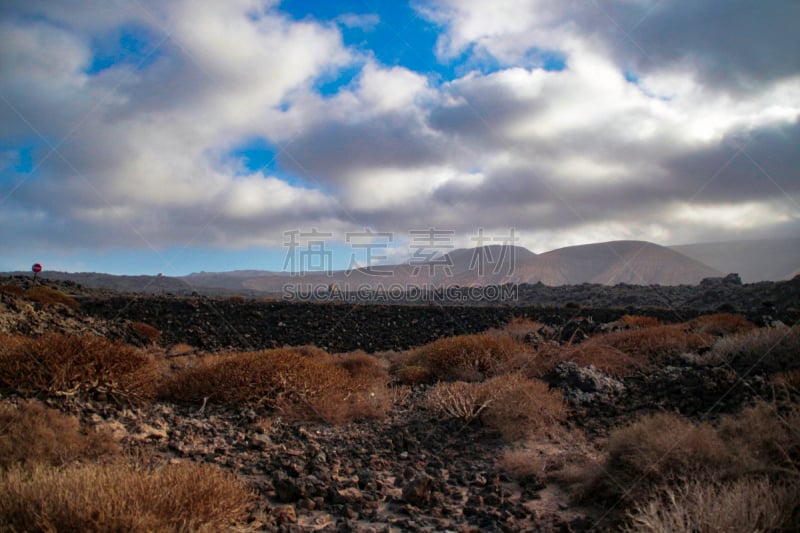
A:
548,362,626,406
273,505,297,524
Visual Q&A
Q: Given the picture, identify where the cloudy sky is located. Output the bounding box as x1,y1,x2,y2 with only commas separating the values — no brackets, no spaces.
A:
1,0,798,275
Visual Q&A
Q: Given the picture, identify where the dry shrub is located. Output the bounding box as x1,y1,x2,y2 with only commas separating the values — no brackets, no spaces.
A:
24,286,79,309
497,317,545,343
581,325,712,366
425,381,486,423
425,374,566,440
560,343,639,378
288,344,330,359
0,283,25,297
0,333,159,404
406,333,530,382
718,400,800,474
506,343,566,379
480,373,567,440
0,400,119,469
334,351,389,381
600,413,730,503
771,368,800,391
396,365,433,384
499,448,547,481
167,343,195,357
511,342,637,379
618,315,662,329
703,325,800,375
228,295,246,302
130,322,161,344
0,461,255,532
686,312,756,337
161,348,387,423
387,384,412,406
625,477,799,533
500,435,594,484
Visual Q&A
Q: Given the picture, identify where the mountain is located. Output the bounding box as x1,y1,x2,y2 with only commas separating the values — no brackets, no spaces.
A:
670,238,800,282
225,241,718,291
237,245,535,292
507,241,721,286
2,240,725,294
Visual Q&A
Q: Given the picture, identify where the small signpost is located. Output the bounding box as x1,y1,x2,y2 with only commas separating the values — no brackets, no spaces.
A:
32,263,42,281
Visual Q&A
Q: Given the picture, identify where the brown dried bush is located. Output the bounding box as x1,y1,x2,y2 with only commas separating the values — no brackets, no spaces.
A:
618,315,662,329
581,325,712,366
497,317,546,343
498,448,547,482
600,413,730,503
0,461,255,532
625,477,799,533
288,344,330,359
718,400,800,474
405,333,530,382
24,286,79,309
166,343,195,357
161,348,388,423
771,368,800,390
0,283,25,297
686,312,756,337
425,381,486,423
0,333,159,404
396,365,433,384
130,321,161,344
480,373,567,440
425,374,566,440
703,325,800,375
560,343,639,378
0,400,119,469
334,351,389,381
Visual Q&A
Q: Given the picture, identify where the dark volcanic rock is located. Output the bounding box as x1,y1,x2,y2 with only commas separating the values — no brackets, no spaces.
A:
548,362,626,407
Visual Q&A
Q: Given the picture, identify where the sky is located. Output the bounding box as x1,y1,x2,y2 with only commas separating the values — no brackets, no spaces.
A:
0,0,798,275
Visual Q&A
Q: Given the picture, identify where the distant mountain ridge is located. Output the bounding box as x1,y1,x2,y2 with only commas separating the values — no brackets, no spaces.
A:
507,241,721,286
3,239,749,294
670,237,800,283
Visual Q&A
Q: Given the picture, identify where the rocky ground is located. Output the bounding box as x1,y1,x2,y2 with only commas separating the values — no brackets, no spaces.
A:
0,277,794,531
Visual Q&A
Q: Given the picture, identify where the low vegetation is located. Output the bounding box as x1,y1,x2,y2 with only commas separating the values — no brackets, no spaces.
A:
23,286,80,309
425,373,566,440
130,321,162,344
1,286,796,531
617,314,662,329
0,461,255,532
686,312,756,337
581,324,713,365
702,324,800,375
0,400,119,469
625,477,799,533
401,333,531,382
0,333,159,404
161,347,390,423
580,398,800,529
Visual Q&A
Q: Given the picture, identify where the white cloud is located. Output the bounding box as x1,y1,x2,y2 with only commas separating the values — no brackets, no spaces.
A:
222,175,333,218
335,13,379,31
1,0,798,267
356,63,430,114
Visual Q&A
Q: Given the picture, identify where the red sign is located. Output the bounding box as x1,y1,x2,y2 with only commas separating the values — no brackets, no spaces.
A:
32,263,42,274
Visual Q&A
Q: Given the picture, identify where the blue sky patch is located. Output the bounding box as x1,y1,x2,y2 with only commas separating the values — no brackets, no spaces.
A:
316,64,362,96
229,138,309,188
281,0,465,82
86,25,162,75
